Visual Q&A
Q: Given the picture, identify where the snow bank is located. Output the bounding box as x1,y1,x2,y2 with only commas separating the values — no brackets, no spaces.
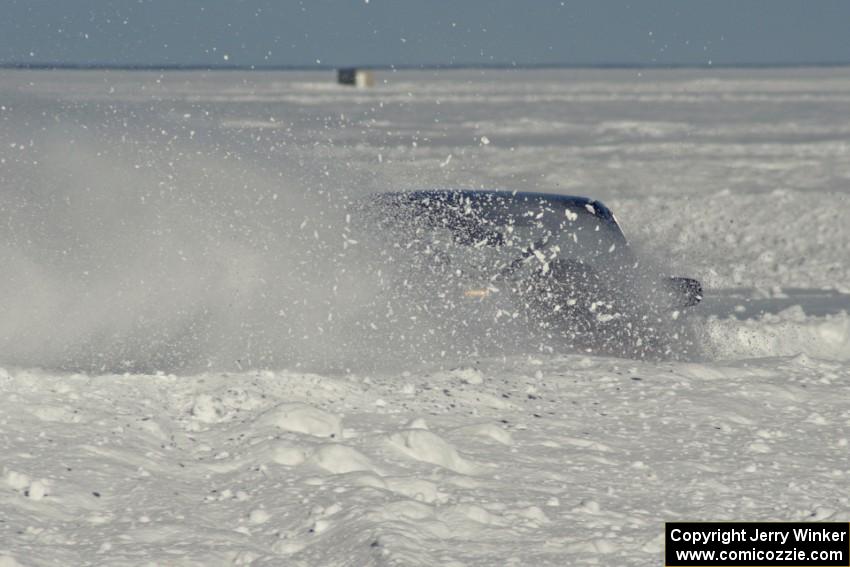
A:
1,354,848,565
705,307,850,361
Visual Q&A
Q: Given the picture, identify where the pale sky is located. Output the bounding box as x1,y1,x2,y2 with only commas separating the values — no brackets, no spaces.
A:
1,0,849,68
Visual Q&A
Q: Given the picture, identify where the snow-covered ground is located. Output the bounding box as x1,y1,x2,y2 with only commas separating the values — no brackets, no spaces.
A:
1,68,849,565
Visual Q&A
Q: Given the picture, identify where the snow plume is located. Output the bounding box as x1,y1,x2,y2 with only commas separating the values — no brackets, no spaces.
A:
0,128,575,373
0,128,386,373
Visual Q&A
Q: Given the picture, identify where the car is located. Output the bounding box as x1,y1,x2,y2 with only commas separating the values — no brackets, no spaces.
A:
355,190,702,357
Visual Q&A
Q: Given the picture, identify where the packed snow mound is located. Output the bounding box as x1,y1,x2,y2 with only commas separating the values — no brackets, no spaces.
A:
309,444,383,475
258,403,344,439
705,307,850,361
388,428,486,475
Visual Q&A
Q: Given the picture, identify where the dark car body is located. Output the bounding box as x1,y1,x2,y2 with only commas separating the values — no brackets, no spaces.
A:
357,190,701,356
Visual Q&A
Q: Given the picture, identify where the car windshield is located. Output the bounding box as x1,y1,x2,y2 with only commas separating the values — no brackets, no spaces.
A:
362,191,631,282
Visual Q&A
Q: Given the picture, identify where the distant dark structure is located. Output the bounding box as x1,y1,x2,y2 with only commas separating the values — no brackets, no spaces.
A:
337,68,374,88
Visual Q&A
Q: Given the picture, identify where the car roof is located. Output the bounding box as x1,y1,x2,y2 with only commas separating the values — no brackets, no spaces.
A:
364,190,623,236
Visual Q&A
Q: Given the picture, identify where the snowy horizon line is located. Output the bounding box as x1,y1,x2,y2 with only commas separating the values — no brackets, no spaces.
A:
3,60,850,72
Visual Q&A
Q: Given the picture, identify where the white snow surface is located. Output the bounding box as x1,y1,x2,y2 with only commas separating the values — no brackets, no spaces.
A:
1,68,850,565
